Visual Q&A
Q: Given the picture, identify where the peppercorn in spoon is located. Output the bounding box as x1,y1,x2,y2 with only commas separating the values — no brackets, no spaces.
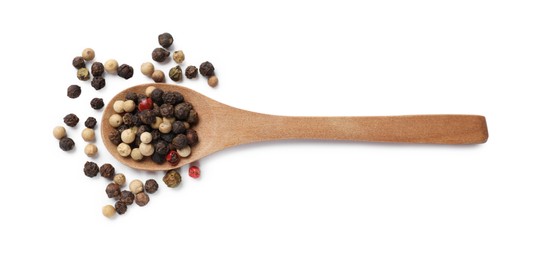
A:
102,83,488,171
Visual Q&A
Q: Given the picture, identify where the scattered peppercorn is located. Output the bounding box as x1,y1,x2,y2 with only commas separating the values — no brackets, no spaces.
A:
141,62,155,77
120,190,135,205
151,70,165,82
77,68,90,81
102,205,116,218
113,173,126,186
208,75,218,87
173,50,185,63
115,201,127,215
91,62,104,77
169,65,183,81
104,59,118,74
67,85,81,99
90,98,105,110
117,64,134,79
63,113,79,127
83,161,99,177
72,56,85,69
53,126,67,140
135,192,150,206
90,78,106,91
158,32,174,48
199,61,215,77
145,179,159,194
189,165,201,179
105,183,121,199
85,117,97,129
163,169,181,187
82,48,95,61
84,143,98,157
59,137,75,151
100,163,116,180
129,179,144,194
185,65,198,79
152,48,170,62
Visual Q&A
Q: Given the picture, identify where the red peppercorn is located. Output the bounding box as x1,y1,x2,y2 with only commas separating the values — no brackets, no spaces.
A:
165,150,180,165
138,97,153,111
188,166,200,179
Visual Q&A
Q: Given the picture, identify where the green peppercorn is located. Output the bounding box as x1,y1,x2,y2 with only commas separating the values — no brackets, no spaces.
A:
77,68,90,81
163,169,181,187
173,50,185,64
169,65,183,81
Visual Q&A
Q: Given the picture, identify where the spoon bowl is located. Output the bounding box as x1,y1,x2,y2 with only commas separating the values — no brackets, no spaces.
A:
102,83,488,171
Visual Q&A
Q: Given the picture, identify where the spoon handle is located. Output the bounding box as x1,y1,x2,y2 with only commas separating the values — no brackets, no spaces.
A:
220,112,488,145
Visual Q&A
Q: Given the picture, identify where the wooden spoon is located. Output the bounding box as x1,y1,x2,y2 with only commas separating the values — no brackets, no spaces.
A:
101,83,488,171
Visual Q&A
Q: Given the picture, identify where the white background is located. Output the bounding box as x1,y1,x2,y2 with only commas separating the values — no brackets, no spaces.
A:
0,1,534,259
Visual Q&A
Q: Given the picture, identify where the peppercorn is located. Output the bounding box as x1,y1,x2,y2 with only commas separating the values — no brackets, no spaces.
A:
137,62,154,78
63,113,79,127
120,190,135,205
185,65,198,79
208,75,219,87
90,98,104,110
117,64,134,79
152,70,165,82
151,152,166,164
159,133,174,144
121,129,136,144
199,61,215,77
172,121,186,134
117,143,132,157
177,145,191,157
172,50,185,63
186,129,199,145
115,201,127,215
90,76,106,90
85,117,97,129
104,59,118,74
172,134,188,149
109,114,123,128
145,179,159,194
129,179,144,194
162,91,184,105
67,85,81,99
108,128,121,145
154,140,169,155
169,65,183,81
150,129,161,142
189,166,201,179
138,97,153,111
113,173,126,186
150,88,164,105
59,137,75,151
187,109,199,125
84,161,99,177
100,163,115,180
105,183,121,199
77,68,90,81
158,32,174,48
131,148,143,161
152,48,170,62
82,48,95,61
102,205,116,218
158,103,173,118
165,150,180,165
163,169,181,187
137,125,151,136
135,192,150,207
91,62,104,77
53,126,67,140
84,143,98,157
138,110,155,125
122,100,136,113
72,56,85,69
139,143,154,156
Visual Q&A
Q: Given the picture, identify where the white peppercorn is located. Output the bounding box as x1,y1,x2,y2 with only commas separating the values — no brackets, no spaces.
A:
139,143,154,156
122,100,136,113
152,70,165,83
117,143,132,157
151,117,163,129
104,59,118,74
82,48,95,61
102,205,116,218
145,86,156,97
109,114,123,128
177,145,191,157
131,148,143,161
173,50,185,63
159,122,172,134
141,62,155,77
120,129,136,144
84,143,98,157
208,75,218,87
140,132,152,144
113,100,125,113
81,128,95,142
113,173,126,186
53,126,67,140
162,117,175,124
129,179,144,194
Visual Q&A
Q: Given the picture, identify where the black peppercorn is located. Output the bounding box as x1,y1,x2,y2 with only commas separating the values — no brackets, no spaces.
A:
172,134,188,149
185,65,198,79
59,137,75,151
136,125,151,136
63,113,79,127
186,129,199,146
152,48,170,62
151,152,166,164
91,76,105,90
72,56,85,69
91,62,105,77
100,163,116,180
83,161,99,177
85,117,97,129
108,128,121,145
135,192,150,207
158,32,174,48
160,133,175,143
120,190,135,205
174,102,192,120
159,103,174,118
125,92,138,102
117,64,134,79
115,201,127,215
162,91,184,105
122,113,134,126
105,183,121,199
145,179,159,194
67,85,81,99
117,124,129,133
169,65,182,81
90,98,104,110
172,121,186,134
138,110,155,125
150,129,161,143
150,88,164,105
199,61,215,77
187,109,199,125
155,140,169,155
